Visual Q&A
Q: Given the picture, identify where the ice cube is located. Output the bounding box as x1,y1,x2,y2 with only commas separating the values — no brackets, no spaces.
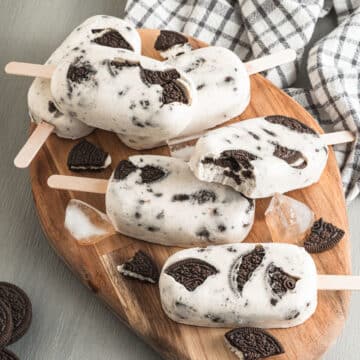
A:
65,199,115,245
265,193,315,243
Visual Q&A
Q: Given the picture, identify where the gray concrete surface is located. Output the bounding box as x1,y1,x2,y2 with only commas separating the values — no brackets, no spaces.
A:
0,1,358,359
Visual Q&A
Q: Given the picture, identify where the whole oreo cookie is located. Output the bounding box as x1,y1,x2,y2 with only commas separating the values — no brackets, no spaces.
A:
117,250,159,284
67,140,111,171
0,349,19,360
304,218,345,253
0,283,32,344
225,327,284,359
165,258,218,291
154,30,188,52
0,300,13,349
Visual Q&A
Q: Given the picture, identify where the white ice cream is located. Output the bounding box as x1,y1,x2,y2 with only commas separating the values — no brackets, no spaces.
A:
190,115,328,198
105,155,255,246
167,46,250,136
160,243,317,328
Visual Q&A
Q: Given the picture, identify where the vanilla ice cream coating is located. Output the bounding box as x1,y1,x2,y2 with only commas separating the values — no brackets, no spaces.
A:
160,243,317,328
28,15,141,139
105,155,254,247
189,115,328,199
51,48,196,145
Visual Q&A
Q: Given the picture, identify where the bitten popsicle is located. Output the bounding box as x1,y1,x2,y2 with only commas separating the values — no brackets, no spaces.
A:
160,243,359,328
188,115,351,198
49,155,255,246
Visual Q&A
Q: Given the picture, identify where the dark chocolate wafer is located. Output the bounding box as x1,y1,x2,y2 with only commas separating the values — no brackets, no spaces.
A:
304,218,345,253
0,300,12,349
67,140,110,171
117,251,160,284
0,283,32,344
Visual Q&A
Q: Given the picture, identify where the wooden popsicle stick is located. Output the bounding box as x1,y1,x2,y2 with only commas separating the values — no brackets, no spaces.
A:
48,175,108,194
245,49,297,75
14,121,54,168
5,49,296,80
322,130,356,145
168,128,356,161
5,62,55,79
317,275,360,290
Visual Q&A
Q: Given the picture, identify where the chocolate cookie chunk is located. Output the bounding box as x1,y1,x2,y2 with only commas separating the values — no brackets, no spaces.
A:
67,140,110,171
140,165,167,183
231,245,265,294
114,160,137,180
154,30,188,51
273,144,307,169
202,150,257,179
304,218,345,253
172,190,216,205
92,28,133,50
162,81,188,104
117,251,159,284
165,258,218,291
67,60,96,84
267,264,299,298
140,68,188,105
0,283,32,344
141,68,180,85
0,349,19,360
225,327,284,360
0,300,13,349
265,115,316,135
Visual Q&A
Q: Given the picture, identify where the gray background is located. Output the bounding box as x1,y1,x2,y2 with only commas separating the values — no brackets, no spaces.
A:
0,1,358,359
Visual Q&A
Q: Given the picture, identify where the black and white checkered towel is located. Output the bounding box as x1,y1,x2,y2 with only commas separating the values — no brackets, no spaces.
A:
125,0,360,201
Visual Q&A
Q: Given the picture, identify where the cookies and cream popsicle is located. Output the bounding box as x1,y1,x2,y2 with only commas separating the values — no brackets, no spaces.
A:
50,155,255,246
28,15,141,139
106,155,254,246
50,48,196,149
165,46,250,137
160,243,317,328
189,115,329,198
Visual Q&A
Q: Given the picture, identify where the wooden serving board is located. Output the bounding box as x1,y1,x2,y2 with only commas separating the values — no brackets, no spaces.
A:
30,30,350,360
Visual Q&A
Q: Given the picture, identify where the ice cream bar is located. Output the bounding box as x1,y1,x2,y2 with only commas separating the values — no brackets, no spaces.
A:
160,243,317,328
28,15,141,139
189,115,328,198
50,48,196,149
106,155,255,246
166,46,250,137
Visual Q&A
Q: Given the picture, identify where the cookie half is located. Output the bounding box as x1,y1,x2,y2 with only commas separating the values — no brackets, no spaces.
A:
304,218,345,253
117,251,159,284
225,327,284,359
67,140,111,171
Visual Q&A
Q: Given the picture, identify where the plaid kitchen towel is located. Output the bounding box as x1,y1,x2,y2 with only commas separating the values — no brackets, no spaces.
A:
125,0,360,201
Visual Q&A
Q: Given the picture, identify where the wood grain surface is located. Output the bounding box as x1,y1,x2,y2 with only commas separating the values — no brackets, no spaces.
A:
28,29,351,360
